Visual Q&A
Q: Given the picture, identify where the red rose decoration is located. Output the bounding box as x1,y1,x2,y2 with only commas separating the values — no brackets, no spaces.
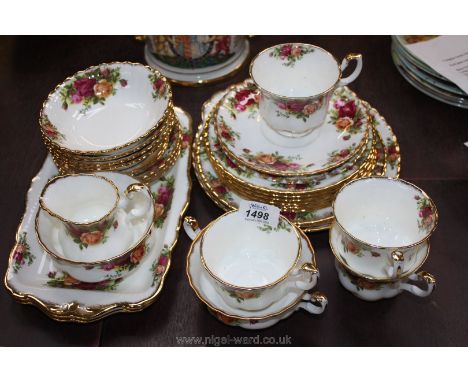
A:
420,206,433,219
338,101,357,119
74,78,97,97
280,44,292,57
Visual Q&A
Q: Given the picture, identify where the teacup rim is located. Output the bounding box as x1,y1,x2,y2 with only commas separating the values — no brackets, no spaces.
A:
35,181,155,266
39,174,121,227
332,176,439,250
249,42,342,100
39,61,173,156
199,210,303,291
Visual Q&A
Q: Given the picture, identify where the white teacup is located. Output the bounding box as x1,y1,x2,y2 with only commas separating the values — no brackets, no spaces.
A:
39,174,151,250
198,211,318,311
332,177,438,280
250,43,362,137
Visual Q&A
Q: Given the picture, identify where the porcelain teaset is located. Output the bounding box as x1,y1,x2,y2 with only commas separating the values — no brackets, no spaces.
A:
5,42,438,326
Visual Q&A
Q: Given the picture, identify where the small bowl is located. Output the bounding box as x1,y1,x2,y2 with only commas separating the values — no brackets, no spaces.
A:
200,211,318,311
40,62,172,156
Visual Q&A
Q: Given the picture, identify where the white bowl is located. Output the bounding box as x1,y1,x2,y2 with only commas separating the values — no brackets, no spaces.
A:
40,62,171,154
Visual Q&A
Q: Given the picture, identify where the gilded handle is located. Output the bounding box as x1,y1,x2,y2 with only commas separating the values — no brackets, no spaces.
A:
400,271,436,298
391,250,405,278
184,216,201,240
124,182,146,197
338,53,363,86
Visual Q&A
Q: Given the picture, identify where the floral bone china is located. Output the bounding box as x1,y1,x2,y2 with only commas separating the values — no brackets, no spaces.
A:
332,177,438,280
250,43,363,137
40,62,171,155
36,174,155,282
188,211,319,311
214,80,370,177
185,217,326,329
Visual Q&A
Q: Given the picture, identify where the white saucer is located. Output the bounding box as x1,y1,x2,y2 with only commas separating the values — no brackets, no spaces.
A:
144,39,250,86
214,80,370,176
186,226,327,329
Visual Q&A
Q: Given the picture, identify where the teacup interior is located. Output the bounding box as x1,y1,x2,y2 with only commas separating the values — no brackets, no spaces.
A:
251,44,340,97
201,213,299,288
334,178,436,247
44,63,169,151
41,176,118,223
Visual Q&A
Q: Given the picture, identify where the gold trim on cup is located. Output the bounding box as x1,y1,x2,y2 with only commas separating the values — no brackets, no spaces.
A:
186,222,318,321
332,176,439,250
39,61,173,157
249,43,346,101
36,182,155,266
39,174,121,227
329,225,431,283
199,210,303,291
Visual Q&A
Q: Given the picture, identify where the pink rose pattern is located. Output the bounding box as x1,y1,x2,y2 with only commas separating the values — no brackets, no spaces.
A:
149,73,168,101
226,84,260,119
12,232,35,273
269,44,314,67
240,148,313,173
47,271,122,291
59,66,127,114
325,143,357,166
274,96,324,122
152,176,175,228
415,195,435,233
329,94,365,140
151,244,170,287
40,114,65,143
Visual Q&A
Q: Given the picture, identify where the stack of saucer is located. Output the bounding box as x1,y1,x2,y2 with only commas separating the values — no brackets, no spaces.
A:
329,177,438,301
39,62,184,184
391,36,468,109
184,213,327,329
194,43,400,232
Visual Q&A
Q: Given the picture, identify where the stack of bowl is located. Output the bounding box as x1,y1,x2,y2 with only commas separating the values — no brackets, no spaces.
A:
197,43,387,227
329,177,438,301
185,212,327,329
39,62,183,184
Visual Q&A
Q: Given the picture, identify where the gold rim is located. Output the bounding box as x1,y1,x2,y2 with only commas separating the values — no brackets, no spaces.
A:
330,222,431,282
206,113,376,198
4,108,193,323
249,43,345,100
213,81,371,177
186,223,318,321
332,176,438,250
36,183,155,266
39,174,120,227
199,210,303,291
43,112,175,165
39,61,173,156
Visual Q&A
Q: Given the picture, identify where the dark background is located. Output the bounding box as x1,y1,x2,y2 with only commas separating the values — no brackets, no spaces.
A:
0,36,467,346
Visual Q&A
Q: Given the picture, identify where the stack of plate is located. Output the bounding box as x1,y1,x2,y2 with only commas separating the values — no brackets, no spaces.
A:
193,79,401,232
39,62,184,184
391,36,468,109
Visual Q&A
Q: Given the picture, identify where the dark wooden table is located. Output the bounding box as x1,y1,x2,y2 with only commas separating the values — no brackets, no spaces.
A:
1,36,467,346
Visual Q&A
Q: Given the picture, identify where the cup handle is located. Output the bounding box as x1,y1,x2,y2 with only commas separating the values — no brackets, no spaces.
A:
119,183,152,220
389,250,405,278
400,271,436,298
337,53,363,86
297,291,328,315
183,216,201,240
292,262,319,290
